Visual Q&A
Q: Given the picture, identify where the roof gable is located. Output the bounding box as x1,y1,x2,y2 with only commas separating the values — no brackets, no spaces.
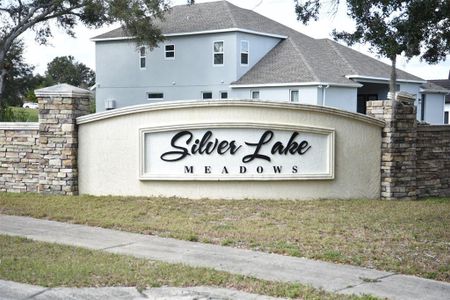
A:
93,1,305,39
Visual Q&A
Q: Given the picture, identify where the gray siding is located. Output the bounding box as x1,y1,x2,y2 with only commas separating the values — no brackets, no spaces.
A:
235,33,280,80
95,32,281,111
423,94,445,125
232,86,320,104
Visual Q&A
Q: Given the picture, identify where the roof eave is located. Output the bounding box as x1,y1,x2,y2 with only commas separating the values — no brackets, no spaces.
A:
230,82,363,88
420,88,450,94
91,28,287,42
346,75,426,84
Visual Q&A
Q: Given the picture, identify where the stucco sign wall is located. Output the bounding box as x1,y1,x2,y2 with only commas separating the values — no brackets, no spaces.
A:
77,101,384,200
140,124,334,180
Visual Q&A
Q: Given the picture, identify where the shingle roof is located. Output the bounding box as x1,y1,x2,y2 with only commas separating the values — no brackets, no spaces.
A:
93,1,296,38
93,0,424,86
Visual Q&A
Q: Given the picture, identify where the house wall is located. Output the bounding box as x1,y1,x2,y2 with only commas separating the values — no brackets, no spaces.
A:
235,32,280,79
231,86,319,104
422,93,445,125
320,87,357,112
96,33,237,110
95,33,281,111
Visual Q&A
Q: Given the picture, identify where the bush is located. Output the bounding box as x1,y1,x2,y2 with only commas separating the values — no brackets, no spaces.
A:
0,106,38,122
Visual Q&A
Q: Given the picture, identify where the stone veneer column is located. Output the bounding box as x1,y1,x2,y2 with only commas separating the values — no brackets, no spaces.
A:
35,84,91,195
366,93,417,200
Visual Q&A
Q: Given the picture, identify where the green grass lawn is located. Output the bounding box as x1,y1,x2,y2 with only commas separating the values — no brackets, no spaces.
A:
0,193,449,282
0,235,377,300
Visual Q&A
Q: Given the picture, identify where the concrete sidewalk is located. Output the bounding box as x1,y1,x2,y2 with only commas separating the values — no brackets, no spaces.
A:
1,214,449,300
0,279,283,300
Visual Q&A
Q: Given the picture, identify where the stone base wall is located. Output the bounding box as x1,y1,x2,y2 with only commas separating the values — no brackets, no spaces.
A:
38,95,90,195
366,99,417,200
416,125,450,197
0,123,40,192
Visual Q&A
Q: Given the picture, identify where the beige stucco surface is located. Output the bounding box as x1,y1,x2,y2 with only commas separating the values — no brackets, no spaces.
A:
77,101,383,200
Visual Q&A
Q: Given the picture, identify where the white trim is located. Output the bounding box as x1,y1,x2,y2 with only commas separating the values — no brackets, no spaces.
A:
139,122,335,181
231,82,363,88
289,89,299,102
240,40,249,66
420,88,450,94
213,40,224,67
0,122,39,130
91,36,134,42
91,28,287,42
164,44,175,60
35,90,91,98
346,75,426,84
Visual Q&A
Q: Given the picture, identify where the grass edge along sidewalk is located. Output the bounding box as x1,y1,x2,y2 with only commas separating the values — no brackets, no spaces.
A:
2,215,450,300
0,235,377,300
0,193,448,282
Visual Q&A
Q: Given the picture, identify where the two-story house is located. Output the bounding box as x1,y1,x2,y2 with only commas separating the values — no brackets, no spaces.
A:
92,0,447,124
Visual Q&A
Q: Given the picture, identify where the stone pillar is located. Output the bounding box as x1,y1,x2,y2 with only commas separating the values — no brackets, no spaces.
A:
367,93,417,200
35,84,91,195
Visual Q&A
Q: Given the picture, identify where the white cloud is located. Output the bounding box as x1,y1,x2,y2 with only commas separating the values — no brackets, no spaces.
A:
21,0,449,79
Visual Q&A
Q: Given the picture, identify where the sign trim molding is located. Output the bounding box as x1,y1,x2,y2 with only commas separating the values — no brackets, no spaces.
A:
139,122,335,181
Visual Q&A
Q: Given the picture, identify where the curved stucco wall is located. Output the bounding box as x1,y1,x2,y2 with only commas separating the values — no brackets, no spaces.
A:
77,100,383,200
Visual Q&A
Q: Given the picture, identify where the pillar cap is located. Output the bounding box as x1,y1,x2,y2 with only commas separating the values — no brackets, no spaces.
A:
35,84,91,98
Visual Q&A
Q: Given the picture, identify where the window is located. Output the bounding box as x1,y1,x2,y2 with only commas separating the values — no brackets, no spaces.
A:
165,44,175,59
251,91,260,99
147,92,164,100
220,91,228,99
139,46,146,69
290,90,299,102
213,41,224,65
445,111,449,124
202,91,213,99
240,40,249,65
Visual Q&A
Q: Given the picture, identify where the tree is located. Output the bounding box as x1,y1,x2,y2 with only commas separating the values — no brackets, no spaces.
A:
0,0,175,104
1,40,35,107
46,56,95,88
294,0,450,96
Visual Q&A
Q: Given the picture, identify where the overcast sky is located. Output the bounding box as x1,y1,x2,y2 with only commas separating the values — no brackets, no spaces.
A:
21,0,450,80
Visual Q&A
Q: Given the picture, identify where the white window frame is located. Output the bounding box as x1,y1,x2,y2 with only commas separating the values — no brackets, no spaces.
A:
213,41,224,66
147,92,164,101
164,44,175,60
139,46,146,70
290,89,299,102
220,91,228,99
251,90,260,99
240,40,249,66
202,91,213,99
